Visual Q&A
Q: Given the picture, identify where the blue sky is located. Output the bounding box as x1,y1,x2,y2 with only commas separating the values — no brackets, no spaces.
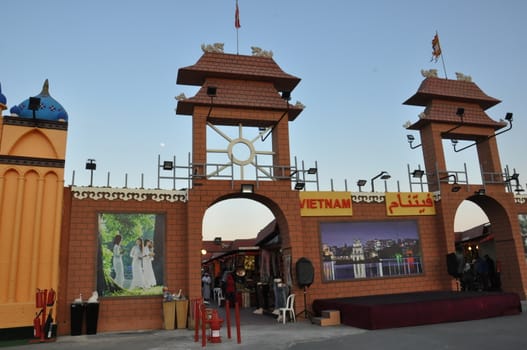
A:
2,1,526,239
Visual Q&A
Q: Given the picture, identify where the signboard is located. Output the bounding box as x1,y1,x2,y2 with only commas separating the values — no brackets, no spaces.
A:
299,191,352,216
386,192,436,216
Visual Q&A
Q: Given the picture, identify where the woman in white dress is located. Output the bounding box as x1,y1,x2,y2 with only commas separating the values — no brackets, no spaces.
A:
142,239,157,288
202,272,212,303
129,238,145,289
112,234,125,287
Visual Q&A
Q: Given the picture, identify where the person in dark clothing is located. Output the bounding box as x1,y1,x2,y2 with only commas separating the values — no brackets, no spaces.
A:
485,255,496,290
474,254,489,291
225,272,236,306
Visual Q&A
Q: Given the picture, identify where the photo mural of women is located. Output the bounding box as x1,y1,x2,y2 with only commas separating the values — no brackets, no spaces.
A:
320,220,422,281
97,213,165,297
519,214,527,262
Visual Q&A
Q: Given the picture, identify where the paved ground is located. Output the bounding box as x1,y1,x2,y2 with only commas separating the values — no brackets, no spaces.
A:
3,302,527,349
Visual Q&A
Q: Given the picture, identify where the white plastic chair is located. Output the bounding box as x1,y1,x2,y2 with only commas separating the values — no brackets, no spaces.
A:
214,287,225,306
278,294,296,324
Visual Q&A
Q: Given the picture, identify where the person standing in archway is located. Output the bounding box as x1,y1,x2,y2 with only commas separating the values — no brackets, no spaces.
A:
485,254,496,290
474,253,489,291
202,272,211,304
225,271,236,306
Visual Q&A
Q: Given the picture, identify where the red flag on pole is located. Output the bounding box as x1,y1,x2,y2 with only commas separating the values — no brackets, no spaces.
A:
235,0,241,29
431,33,442,62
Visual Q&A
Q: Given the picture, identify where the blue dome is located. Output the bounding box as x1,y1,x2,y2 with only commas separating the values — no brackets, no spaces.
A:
10,79,68,121
0,83,6,106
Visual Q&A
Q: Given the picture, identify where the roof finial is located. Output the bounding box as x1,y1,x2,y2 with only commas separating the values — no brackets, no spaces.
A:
0,83,5,100
40,79,50,96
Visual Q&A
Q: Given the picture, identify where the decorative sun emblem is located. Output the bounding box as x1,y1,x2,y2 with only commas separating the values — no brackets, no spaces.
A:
207,123,274,180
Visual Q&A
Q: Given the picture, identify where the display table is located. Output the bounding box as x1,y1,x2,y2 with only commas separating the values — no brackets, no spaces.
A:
175,299,189,329
163,301,176,330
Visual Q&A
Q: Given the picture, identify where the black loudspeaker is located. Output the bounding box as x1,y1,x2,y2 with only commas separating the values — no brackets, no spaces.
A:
296,257,314,288
446,253,461,278
28,97,41,111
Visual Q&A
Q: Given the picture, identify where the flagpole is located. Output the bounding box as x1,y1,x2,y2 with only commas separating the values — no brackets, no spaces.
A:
235,0,240,55
440,51,448,79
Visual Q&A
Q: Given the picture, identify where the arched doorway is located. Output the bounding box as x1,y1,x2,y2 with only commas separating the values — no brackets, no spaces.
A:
453,195,524,293
200,195,295,313
202,198,274,241
453,200,493,290
202,197,275,292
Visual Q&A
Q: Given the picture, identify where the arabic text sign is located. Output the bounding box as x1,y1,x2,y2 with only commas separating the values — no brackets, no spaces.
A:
386,192,436,216
299,191,352,216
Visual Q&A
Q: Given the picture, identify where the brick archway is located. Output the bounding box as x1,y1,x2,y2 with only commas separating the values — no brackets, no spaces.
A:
466,194,527,296
203,191,292,252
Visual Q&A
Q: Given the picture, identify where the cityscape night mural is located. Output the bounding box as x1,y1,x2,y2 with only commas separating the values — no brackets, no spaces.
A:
320,220,422,281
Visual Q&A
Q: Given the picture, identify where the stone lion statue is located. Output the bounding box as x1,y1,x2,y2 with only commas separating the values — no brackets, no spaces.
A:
294,101,305,109
251,46,273,57
201,42,224,53
455,72,472,82
175,93,187,101
420,69,438,78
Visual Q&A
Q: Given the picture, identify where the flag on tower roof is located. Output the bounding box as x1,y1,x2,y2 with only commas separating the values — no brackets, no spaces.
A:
431,33,442,62
235,0,241,29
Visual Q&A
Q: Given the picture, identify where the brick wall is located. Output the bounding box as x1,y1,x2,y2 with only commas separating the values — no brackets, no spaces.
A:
56,184,527,334
57,187,190,334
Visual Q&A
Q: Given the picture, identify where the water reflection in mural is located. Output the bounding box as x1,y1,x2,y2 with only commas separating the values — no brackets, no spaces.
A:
320,220,423,281
97,213,165,296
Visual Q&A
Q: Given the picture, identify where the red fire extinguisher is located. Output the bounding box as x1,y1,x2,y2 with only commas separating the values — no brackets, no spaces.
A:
36,289,44,308
44,309,54,339
33,309,43,338
47,288,56,307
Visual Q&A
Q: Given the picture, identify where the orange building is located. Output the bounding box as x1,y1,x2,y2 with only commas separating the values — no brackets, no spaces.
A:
0,80,68,330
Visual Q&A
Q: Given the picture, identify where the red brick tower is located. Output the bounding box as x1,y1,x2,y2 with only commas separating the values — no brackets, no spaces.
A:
404,74,527,297
175,51,306,299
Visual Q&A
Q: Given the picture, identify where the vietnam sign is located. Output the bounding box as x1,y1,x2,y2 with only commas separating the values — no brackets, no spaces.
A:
386,192,436,216
299,191,352,216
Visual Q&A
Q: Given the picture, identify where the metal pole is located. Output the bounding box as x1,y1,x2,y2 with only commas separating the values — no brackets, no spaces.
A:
235,302,241,344
157,154,161,189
